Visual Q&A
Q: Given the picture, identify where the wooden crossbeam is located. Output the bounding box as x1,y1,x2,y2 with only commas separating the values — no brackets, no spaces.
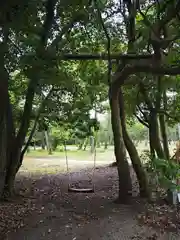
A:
60,53,152,61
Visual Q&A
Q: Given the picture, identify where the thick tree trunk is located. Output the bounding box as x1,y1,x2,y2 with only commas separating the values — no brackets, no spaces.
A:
119,89,150,199
2,81,38,198
109,88,132,203
3,150,20,197
159,114,169,159
0,63,16,199
0,77,40,199
4,101,21,197
149,110,165,159
0,115,7,197
2,81,39,198
0,91,20,199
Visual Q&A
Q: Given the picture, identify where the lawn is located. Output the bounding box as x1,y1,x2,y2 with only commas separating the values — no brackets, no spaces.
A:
25,145,114,160
22,141,176,175
22,147,115,174
26,141,176,160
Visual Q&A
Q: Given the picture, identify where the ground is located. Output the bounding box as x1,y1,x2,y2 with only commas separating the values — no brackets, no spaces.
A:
1,145,180,240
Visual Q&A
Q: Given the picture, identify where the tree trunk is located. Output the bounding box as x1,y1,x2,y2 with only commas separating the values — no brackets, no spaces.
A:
78,141,83,150
0,63,18,199
0,80,8,197
149,129,156,158
20,87,54,162
118,89,150,199
2,77,40,198
45,130,52,155
4,99,21,196
3,148,21,197
149,110,165,159
159,113,169,159
0,73,40,199
2,80,41,197
83,138,88,151
109,88,132,203
159,91,169,160
139,83,165,159
41,132,46,149
0,115,7,197
104,141,108,149
90,136,95,154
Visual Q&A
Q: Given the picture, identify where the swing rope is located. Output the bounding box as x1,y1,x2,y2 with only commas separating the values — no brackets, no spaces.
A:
91,132,97,191
64,137,97,193
64,140,72,184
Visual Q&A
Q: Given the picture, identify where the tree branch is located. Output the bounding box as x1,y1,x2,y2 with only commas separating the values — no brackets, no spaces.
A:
137,0,180,44
21,87,54,157
59,53,152,61
42,0,58,46
8,37,23,55
134,114,149,128
112,63,180,90
157,109,180,122
50,16,80,50
157,0,180,30
94,0,111,85
137,104,149,123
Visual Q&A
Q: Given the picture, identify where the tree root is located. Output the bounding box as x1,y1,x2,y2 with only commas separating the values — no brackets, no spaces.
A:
109,162,117,167
0,186,17,202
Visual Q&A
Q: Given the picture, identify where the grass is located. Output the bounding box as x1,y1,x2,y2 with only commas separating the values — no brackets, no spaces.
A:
19,165,66,175
25,146,110,159
26,149,89,158
22,141,177,175
22,146,114,175
19,156,68,175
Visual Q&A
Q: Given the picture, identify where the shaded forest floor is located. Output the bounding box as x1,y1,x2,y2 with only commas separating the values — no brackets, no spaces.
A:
0,157,180,240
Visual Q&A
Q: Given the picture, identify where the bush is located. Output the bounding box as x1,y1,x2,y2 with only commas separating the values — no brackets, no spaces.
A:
146,157,180,192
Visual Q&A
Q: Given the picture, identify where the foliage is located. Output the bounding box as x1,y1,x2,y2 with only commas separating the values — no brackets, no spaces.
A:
127,122,148,142
50,125,72,150
146,157,180,191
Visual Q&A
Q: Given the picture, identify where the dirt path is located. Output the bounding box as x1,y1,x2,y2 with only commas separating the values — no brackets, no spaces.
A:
1,161,180,240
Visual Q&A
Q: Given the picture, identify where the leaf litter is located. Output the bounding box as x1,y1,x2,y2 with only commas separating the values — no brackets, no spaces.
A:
0,166,180,240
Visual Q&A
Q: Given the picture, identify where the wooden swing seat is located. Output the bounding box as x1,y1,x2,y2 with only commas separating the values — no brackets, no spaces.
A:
68,184,94,193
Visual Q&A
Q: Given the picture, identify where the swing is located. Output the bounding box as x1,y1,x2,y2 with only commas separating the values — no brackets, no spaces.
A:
64,137,96,193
